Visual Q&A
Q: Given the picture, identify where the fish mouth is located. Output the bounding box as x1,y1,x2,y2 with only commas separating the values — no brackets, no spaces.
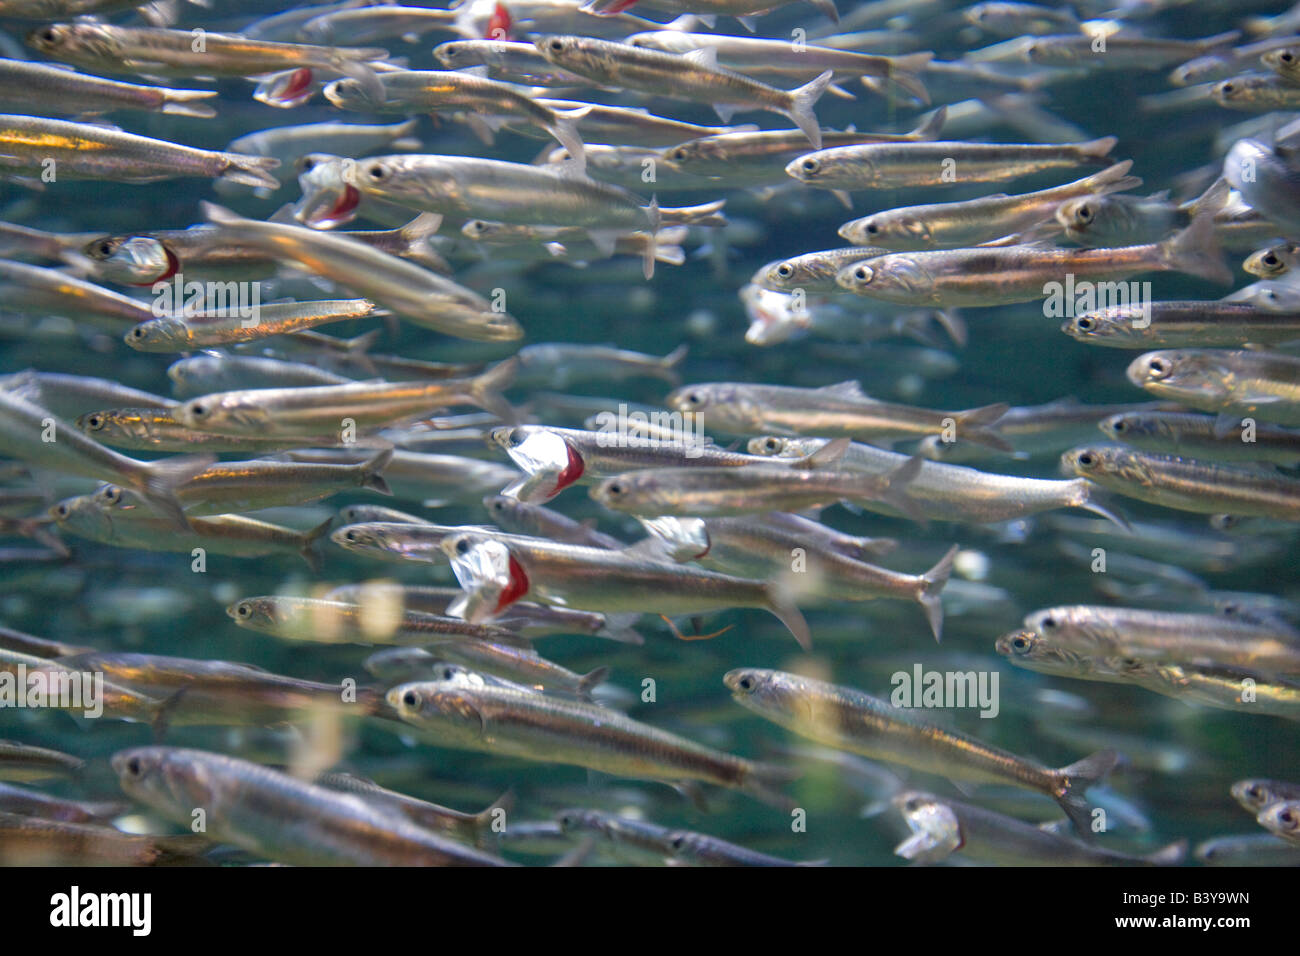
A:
297,184,361,229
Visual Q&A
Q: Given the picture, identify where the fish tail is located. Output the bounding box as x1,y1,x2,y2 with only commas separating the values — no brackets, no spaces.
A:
135,454,215,532
577,664,611,698
1078,135,1118,163
787,70,833,150
548,112,587,177
468,357,519,423
220,153,281,191
918,544,958,643
911,104,947,140
870,453,928,523
472,788,515,842
1054,748,1119,837
160,89,219,118
1181,175,1231,219
1073,482,1132,531
743,760,801,809
396,213,450,272
659,198,727,227
299,516,334,572
1144,839,1189,865
359,447,394,495
934,308,967,348
887,67,931,106
764,582,811,650
954,402,1012,451
658,343,689,383
596,612,645,645
804,0,838,22
1078,159,1140,195
1157,204,1231,285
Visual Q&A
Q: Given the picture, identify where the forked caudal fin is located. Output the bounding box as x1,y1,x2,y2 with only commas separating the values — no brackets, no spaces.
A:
918,544,958,643
1054,748,1119,838
787,70,834,151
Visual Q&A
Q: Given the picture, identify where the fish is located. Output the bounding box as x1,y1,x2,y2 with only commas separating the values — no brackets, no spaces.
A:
725,668,1116,833
28,21,389,99
0,114,278,189
555,807,826,865
533,35,833,148
173,360,518,439
440,529,812,649
112,747,510,865
0,389,210,529
893,791,1186,865
787,137,1117,190
840,162,1139,249
387,678,797,805
667,380,1011,449
194,204,521,341
1099,411,1300,465
836,212,1231,306
124,299,381,352
1126,348,1300,427
0,58,218,117
1064,301,1300,348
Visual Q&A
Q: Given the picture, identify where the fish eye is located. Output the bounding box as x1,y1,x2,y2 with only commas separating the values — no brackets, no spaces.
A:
1041,615,1057,629
1077,205,1092,222
1076,316,1094,330
402,690,418,707
97,240,114,256
101,486,121,504
776,263,793,278
737,675,754,691
764,438,780,451
440,666,456,679
606,482,623,496
367,164,387,181
53,503,69,519
800,158,818,174
1011,635,1029,651
1146,357,1169,378
38,27,58,43
86,414,103,429
1111,419,1126,432
1283,51,1296,64
1281,808,1296,826
1076,451,1096,467
455,538,470,555
236,603,250,617
549,38,564,53
130,327,145,338
189,402,207,418
298,156,316,172
670,835,686,851
865,222,878,234
854,266,870,280
1264,253,1280,266
1220,82,1235,94
671,147,688,161
1247,784,1262,799
125,756,142,777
